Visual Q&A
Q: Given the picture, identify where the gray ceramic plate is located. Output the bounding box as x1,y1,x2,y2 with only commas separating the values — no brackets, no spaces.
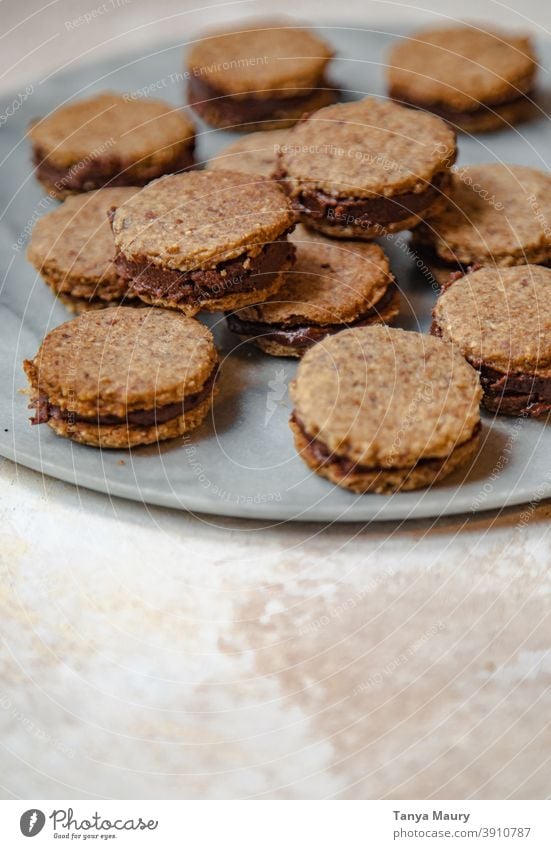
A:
1,25,550,522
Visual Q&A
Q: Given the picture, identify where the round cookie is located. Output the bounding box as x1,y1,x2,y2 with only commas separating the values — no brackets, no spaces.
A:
387,25,537,133
27,188,140,313
431,265,551,417
28,92,196,198
23,307,218,448
110,170,296,315
207,129,289,177
289,326,481,494
186,19,337,131
277,97,456,239
411,164,551,271
226,225,399,356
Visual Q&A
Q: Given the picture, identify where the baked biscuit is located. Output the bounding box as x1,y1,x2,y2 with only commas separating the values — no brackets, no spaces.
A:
27,188,140,312
187,19,337,131
277,97,456,239
388,25,537,133
289,326,481,493
432,265,551,416
29,92,196,198
110,170,296,315
24,307,218,447
226,225,399,356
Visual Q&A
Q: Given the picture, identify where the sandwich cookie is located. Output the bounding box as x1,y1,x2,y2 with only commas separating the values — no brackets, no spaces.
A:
28,92,196,198
207,129,289,177
24,307,218,448
289,326,482,493
110,170,296,315
226,225,399,356
412,164,551,278
277,97,456,239
431,265,551,417
186,19,337,131
27,188,140,313
387,25,537,133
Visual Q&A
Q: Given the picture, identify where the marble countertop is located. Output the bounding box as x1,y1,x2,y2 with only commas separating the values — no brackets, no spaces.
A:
1,0,550,800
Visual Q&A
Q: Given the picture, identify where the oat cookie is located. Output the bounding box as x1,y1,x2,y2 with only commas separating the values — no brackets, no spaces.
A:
24,307,218,448
226,225,399,356
207,129,289,177
27,188,140,312
277,97,456,239
387,25,537,133
289,326,481,493
110,170,296,315
412,164,551,272
432,265,551,416
187,19,337,131
29,92,196,198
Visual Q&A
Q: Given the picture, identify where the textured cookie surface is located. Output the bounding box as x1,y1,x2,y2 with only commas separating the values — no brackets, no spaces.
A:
24,307,217,418
111,170,296,271
235,225,394,325
28,188,139,300
433,266,551,373
388,25,536,111
187,20,333,96
412,164,551,266
279,97,456,199
291,326,481,468
207,129,289,176
28,92,195,169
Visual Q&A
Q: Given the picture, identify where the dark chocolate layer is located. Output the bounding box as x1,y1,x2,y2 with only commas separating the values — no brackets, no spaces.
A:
188,76,337,125
31,369,216,428
286,171,450,231
414,244,551,276
431,319,551,416
292,413,481,473
477,363,551,416
33,142,195,194
115,233,296,306
391,88,534,127
226,283,397,351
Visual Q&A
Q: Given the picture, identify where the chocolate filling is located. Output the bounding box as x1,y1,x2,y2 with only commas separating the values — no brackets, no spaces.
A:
414,244,551,276
33,142,195,194
431,320,551,416
188,76,336,125
285,171,450,231
392,89,534,127
476,363,551,416
292,413,480,474
114,232,296,306
226,282,397,351
31,369,216,428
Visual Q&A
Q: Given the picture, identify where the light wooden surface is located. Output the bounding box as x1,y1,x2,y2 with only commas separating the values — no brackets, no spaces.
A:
1,0,550,799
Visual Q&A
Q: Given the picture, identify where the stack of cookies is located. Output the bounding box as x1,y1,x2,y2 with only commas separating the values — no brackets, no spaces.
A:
23,18,550,497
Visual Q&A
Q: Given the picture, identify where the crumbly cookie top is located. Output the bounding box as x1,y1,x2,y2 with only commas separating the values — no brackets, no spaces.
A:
413,164,551,266
111,170,296,271
27,188,139,284
387,25,536,111
28,92,195,169
187,19,333,97
25,307,217,417
207,129,289,177
236,225,392,325
433,266,551,373
279,97,456,199
291,326,481,467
